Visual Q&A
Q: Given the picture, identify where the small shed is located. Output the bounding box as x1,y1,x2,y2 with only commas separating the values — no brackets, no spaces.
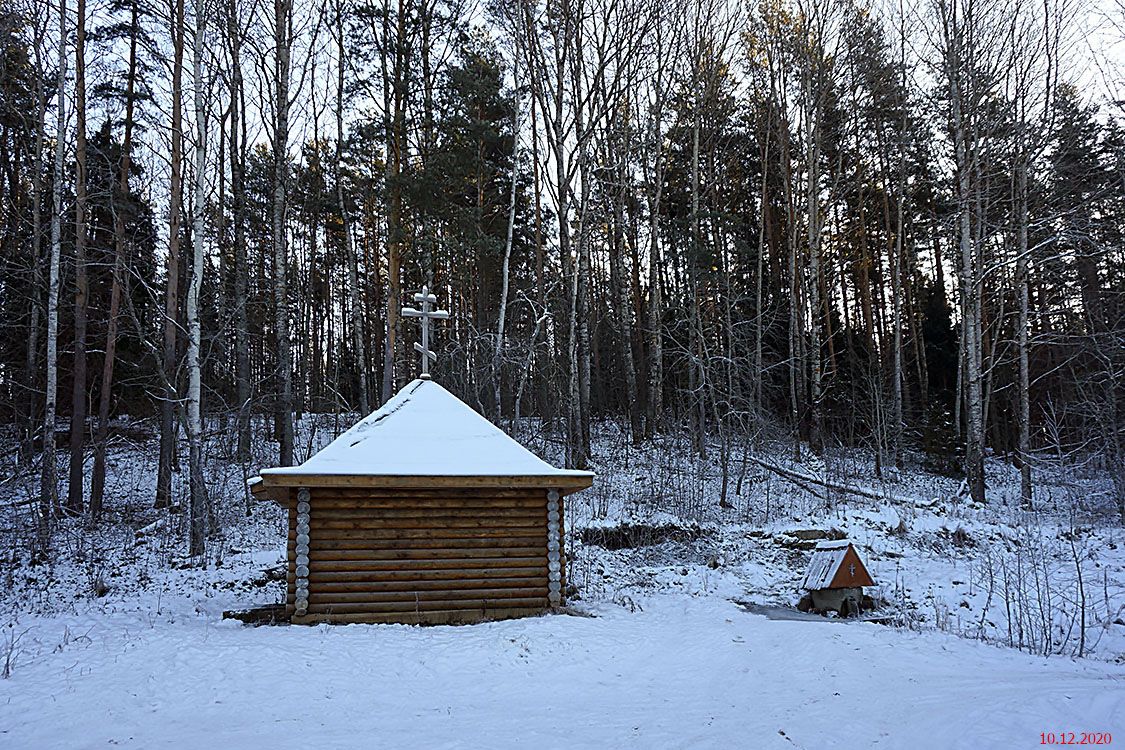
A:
800,539,875,616
252,378,594,625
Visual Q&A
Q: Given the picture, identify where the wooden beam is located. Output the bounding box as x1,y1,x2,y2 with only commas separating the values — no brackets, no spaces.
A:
290,607,548,626
258,473,593,494
302,596,549,615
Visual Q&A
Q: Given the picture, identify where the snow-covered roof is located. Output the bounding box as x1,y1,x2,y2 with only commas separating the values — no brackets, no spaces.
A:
259,378,593,479
802,539,872,590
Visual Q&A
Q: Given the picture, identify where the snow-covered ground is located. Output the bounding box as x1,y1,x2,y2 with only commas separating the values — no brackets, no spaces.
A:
1,416,1123,747
3,590,1123,749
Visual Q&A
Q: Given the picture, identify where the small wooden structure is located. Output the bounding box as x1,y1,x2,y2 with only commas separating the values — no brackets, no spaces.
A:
800,539,875,616
252,378,594,625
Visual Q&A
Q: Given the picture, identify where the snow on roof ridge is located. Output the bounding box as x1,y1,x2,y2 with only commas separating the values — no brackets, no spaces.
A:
345,379,424,446
814,539,851,550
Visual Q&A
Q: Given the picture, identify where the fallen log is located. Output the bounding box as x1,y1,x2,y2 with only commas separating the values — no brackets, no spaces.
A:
134,517,168,539
747,455,914,505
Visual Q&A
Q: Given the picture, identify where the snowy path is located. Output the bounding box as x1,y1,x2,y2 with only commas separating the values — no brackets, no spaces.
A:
1,595,1122,749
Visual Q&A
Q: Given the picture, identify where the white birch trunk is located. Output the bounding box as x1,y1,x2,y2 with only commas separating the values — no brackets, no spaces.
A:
41,0,68,524
495,57,521,421
944,8,986,503
187,6,209,556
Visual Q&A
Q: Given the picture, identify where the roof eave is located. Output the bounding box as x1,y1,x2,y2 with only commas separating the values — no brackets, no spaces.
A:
256,471,594,497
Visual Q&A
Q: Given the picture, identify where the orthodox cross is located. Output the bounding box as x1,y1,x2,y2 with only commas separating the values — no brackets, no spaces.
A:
848,563,856,577
402,285,449,379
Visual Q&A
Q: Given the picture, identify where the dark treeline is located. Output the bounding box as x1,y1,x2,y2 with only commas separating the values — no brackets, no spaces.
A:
0,0,1123,553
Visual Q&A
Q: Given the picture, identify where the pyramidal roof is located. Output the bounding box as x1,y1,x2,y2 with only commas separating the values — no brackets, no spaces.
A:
259,379,592,479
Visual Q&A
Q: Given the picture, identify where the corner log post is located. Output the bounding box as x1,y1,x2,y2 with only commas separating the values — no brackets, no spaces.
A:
547,488,561,608
294,487,310,616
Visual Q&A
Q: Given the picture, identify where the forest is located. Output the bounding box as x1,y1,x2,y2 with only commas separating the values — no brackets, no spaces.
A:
0,0,1123,560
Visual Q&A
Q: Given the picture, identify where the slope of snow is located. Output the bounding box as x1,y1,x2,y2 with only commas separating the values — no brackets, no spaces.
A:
259,379,592,478
566,427,1125,662
2,593,1122,749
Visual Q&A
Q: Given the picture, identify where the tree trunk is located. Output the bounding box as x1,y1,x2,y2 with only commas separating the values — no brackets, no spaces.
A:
611,149,641,443
946,20,986,504
335,1,368,416
689,86,706,459
891,72,906,470
381,0,405,404
805,72,824,458
645,132,665,438
753,107,770,446
273,0,295,465
67,0,90,514
187,5,210,555
228,0,251,465
41,0,68,527
23,28,48,467
494,58,521,422
1016,133,1032,508
575,182,593,466
157,0,186,508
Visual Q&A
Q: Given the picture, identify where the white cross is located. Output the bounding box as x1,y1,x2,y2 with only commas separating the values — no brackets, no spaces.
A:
848,563,856,577
402,285,449,379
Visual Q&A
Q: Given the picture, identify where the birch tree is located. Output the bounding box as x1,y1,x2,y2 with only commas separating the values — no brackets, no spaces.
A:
186,0,210,555
40,0,68,526
795,0,839,457
932,0,1008,503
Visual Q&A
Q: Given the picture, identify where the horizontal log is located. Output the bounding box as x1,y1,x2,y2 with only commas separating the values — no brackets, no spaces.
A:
289,528,554,549
308,584,544,602
308,489,549,500
302,517,546,530
301,541,546,555
303,537,544,552
292,576,547,593
306,596,549,615
291,607,547,626
289,566,548,584
298,521,547,533
299,525,545,539
300,519,545,531
307,508,546,521
307,556,546,572
304,501,547,513
310,547,546,561
299,518,548,529
288,585,549,602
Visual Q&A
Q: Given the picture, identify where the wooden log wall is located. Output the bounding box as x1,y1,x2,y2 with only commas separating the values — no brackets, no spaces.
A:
284,486,566,624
